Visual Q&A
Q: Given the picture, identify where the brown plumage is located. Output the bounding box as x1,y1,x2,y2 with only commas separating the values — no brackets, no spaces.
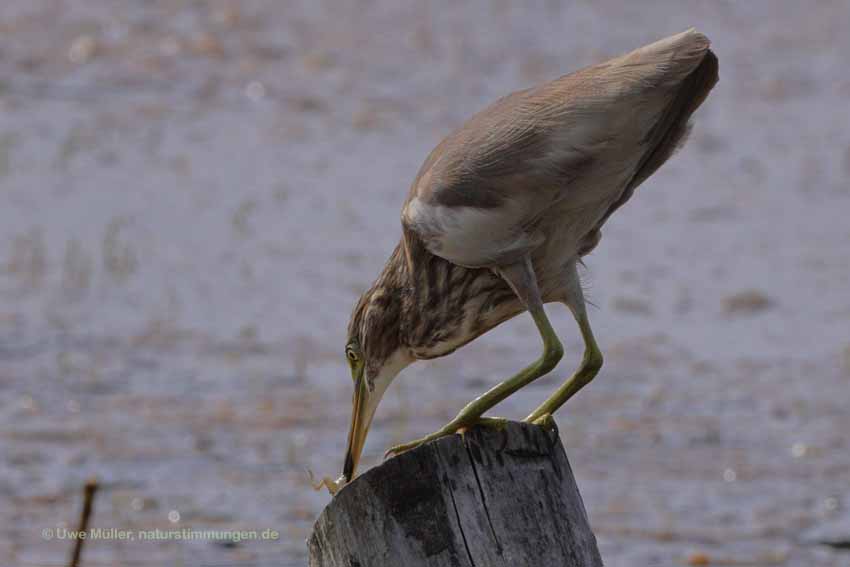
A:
336,29,719,487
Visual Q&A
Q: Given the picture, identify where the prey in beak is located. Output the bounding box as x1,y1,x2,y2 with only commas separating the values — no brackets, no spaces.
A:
312,340,410,495
311,341,410,495
310,351,370,496
341,345,410,484
309,344,374,496
310,266,413,496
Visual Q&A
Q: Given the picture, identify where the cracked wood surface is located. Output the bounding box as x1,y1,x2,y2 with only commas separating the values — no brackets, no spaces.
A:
307,421,603,566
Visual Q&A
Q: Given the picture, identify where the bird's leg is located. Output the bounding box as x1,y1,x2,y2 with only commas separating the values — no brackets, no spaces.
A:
385,256,563,458
525,262,603,425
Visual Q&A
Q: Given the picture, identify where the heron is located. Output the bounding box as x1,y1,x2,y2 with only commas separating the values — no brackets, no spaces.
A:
324,29,718,493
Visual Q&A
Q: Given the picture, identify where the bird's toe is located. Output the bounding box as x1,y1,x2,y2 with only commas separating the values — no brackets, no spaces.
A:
529,412,558,432
457,416,509,434
383,431,447,459
384,416,508,459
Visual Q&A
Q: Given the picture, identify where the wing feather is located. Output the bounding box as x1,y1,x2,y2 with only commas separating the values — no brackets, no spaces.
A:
403,29,718,268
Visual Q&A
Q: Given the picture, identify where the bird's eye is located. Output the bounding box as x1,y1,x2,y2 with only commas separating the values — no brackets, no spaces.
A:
345,346,360,364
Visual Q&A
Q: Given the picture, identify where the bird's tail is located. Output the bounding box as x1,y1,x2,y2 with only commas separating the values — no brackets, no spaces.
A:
594,29,718,226
625,32,719,188
613,28,715,89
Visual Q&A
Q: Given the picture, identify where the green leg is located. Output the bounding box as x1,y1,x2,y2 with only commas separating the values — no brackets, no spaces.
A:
525,262,603,425
385,257,563,458
524,311,602,424
385,304,563,457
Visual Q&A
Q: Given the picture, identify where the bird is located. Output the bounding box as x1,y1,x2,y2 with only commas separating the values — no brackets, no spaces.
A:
334,29,718,489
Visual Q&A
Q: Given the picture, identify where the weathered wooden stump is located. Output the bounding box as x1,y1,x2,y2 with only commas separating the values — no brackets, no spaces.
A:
308,421,603,566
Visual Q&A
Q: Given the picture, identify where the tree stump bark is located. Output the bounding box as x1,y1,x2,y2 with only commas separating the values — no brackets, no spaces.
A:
308,420,603,566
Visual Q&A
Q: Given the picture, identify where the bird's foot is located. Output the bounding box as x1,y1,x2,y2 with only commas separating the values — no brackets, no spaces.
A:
384,416,508,459
458,416,509,433
526,412,560,448
527,412,557,432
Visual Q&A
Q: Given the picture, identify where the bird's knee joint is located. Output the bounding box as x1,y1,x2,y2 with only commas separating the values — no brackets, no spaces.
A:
583,349,603,375
540,341,564,373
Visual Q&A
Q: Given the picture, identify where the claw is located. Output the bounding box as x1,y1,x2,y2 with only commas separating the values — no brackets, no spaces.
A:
384,417,509,459
384,428,448,458
383,442,414,459
530,413,557,431
384,439,425,459
529,413,559,449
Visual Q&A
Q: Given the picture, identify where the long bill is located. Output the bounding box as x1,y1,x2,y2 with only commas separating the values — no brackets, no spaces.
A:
341,352,410,484
343,375,370,482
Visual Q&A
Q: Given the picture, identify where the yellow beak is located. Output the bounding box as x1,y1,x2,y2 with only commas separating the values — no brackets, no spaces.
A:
343,375,368,482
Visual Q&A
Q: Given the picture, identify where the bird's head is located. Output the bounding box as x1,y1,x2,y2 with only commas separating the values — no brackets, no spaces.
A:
342,283,413,482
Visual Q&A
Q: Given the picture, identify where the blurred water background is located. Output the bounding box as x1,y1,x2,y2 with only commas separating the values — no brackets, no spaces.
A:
1,1,849,565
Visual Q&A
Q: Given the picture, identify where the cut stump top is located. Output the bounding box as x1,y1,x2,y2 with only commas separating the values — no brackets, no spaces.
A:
308,421,603,567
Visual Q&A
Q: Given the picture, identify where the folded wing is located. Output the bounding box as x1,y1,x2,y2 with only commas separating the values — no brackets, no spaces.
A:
403,28,718,269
